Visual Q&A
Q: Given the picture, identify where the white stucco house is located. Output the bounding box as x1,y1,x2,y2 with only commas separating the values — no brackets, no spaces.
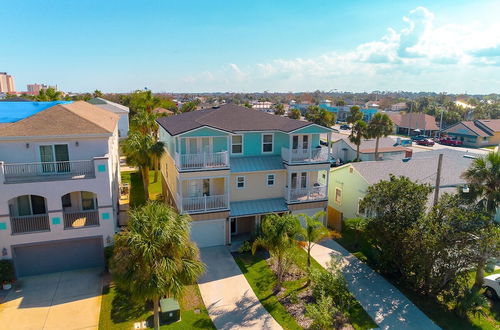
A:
0,101,121,277
87,97,130,138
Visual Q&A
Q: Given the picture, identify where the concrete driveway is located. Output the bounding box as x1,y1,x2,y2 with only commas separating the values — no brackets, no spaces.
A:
198,246,281,330
0,268,103,330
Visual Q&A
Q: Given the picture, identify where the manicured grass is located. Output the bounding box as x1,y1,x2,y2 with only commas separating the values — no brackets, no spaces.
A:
98,283,214,330
336,227,500,330
234,248,376,330
484,146,497,150
121,170,162,208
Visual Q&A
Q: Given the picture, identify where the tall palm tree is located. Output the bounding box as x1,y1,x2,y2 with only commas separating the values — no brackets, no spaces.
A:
299,211,330,285
349,120,368,162
150,142,165,184
131,109,159,136
346,106,362,125
122,131,164,200
367,113,393,161
111,202,205,330
35,87,62,101
461,151,500,288
252,213,302,288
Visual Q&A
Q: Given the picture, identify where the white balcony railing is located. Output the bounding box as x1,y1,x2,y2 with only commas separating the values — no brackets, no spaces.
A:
11,214,50,234
63,210,100,229
285,186,328,203
178,194,229,213
3,160,95,183
281,147,329,163
175,151,229,170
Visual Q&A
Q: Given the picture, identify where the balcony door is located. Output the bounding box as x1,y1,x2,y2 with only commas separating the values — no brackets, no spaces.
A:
292,135,309,151
39,144,69,173
186,138,211,154
290,172,307,190
188,179,211,197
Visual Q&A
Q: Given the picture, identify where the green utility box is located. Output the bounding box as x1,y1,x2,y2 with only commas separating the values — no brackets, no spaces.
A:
159,298,180,324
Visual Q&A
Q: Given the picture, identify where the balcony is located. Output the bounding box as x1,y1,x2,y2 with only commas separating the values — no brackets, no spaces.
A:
63,210,100,229
281,147,329,164
177,194,229,214
175,151,229,171
11,214,50,234
3,160,95,184
285,186,327,203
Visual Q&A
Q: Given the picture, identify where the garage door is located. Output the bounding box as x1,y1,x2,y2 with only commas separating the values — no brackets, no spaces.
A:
13,237,104,277
190,219,226,248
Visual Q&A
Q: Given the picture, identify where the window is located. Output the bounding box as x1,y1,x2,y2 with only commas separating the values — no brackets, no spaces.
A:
81,192,96,210
231,135,243,154
39,144,69,173
236,176,246,189
262,134,273,153
266,174,275,186
15,195,46,216
335,188,342,204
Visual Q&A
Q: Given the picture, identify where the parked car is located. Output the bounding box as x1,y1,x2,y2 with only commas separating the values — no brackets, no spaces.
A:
416,138,435,146
439,137,463,146
484,274,500,300
411,135,429,141
328,156,343,167
339,124,350,130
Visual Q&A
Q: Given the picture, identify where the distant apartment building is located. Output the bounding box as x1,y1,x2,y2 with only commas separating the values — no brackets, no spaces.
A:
0,72,15,93
27,83,58,94
0,101,121,277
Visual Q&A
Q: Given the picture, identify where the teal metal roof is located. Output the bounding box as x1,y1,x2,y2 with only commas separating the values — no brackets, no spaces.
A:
230,198,288,217
231,156,284,173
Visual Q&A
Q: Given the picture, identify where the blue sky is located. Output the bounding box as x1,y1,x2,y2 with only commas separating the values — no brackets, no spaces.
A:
2,0,500,93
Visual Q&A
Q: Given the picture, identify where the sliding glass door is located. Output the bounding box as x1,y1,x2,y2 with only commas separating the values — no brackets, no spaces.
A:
39,144,69,173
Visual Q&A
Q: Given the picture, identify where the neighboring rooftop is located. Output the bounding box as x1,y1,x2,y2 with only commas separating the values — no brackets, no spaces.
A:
157,103,315,136
0,101,72,123
0,101,119,137
332,133,408,154
0,97,31,102
87,97,129,113
351,149,474,187
153,107,174,115
387,112,439,131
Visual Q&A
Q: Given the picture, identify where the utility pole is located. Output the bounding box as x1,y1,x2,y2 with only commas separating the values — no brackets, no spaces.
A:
433,153,443,206
407,101,413,136
438,109,444,138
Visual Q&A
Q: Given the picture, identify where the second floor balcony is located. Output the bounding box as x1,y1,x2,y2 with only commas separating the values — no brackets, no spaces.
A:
175,151,229,171
284,185,328,203
281,146,329,164
2,160,96,184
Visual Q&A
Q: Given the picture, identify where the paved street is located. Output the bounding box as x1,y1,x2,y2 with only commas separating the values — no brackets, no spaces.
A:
198,246,281,330
0,268,102,330
310,240,441,330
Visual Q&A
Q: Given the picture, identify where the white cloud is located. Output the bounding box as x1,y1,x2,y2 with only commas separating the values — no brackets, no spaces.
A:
181,6,500,93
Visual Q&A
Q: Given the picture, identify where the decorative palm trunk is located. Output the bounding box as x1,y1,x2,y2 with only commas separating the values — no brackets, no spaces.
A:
474,257,486,289
374,137,380,161
153,155,159,183
142,166,150,201
153,296,160,330
306,244,312,286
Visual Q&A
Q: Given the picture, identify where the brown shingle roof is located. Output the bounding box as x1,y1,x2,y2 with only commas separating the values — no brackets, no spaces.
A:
388,112,439,131
157,103,312,135
334,134,408,154
478,119,500,132
0,101,119,137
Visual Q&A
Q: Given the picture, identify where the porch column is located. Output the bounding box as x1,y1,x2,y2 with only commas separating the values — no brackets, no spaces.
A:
288,134,293,163
178,178,184,213
224,176,230,207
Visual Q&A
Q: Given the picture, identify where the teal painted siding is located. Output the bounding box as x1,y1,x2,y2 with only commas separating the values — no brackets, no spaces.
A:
181,127,228,137
294,125,331,134
312,134,320,148
275,132,289,151
180,139,187,154
159,127,176,156
243,133,264,156
213,137,228,152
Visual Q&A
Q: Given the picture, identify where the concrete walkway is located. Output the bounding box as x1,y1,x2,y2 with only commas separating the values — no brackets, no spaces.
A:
198,246,282,330
310,240,440,330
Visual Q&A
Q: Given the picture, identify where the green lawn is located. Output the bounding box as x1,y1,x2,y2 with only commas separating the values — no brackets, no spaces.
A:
98,283,214,330
336,227,500,330
121,170,162,208
234,248,376,330
484,146,497,150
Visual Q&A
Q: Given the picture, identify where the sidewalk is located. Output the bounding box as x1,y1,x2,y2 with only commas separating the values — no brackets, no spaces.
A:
310,240,440,330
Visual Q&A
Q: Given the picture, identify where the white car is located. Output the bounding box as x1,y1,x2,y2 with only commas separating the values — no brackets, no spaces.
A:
484,274,500,300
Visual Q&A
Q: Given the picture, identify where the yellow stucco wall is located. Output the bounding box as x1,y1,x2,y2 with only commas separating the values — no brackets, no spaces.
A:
230,170,286,201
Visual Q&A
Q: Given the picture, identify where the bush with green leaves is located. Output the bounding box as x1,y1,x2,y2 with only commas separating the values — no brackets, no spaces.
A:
237,240,252,254
0,259,15,284
453,289,489,319
310,259,352,312
306,292,339,329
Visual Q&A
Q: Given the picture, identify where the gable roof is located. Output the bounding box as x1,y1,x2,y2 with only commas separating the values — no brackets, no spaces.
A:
388,112,439,131
156,103,320,136
87,97,129,114
0,101,119,137
444,119,500,137
350,149,473,187
332,133,408,154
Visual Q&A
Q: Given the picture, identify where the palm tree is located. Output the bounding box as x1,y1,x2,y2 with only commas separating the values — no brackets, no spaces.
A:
288,108,301,120
252,213,302,288
35,87,62,101
93,89,103,98
299,212,330,285
274,103,285,116
461,151,500,288
111,202,205,330
122,131,164,200
346,106,362,125
344,217,368,248
367,113,393,161
150,142,165,184
349,120,368,162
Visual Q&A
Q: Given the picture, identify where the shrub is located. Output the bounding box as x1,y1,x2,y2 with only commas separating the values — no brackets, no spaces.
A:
454,289,489,319
306,292,338,329
104,245,114,270
310,259,352,311
0,259,15,283
238,241,252,254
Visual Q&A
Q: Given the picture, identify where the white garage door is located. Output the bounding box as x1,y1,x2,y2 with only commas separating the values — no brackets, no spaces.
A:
292,208,325,227
190,219,226,248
